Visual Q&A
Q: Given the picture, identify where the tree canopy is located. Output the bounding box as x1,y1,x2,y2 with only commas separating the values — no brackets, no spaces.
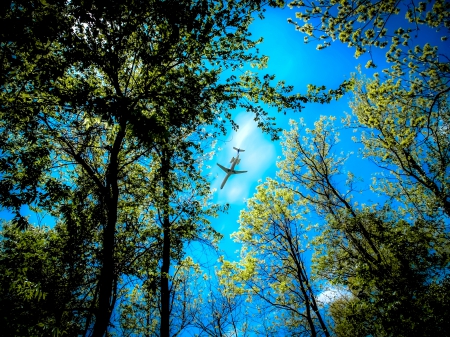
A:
1,0,303,335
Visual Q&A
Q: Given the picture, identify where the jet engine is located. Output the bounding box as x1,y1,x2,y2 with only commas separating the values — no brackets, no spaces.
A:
230,157,241,164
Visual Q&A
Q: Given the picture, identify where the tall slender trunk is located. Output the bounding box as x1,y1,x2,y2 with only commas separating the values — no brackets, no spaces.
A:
160,148,171,337
286,233,330,337
92,212,117,337
299,275,317,337
160,215,171,337
91,121,126,337
308,285,330,337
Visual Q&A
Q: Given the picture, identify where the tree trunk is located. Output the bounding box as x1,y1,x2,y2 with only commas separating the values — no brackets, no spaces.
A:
160,148,171,337
160,216,171,337
92,215,116,337
91,121,126,337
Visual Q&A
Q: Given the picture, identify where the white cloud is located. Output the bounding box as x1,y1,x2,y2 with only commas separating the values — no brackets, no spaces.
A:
210,112,276,204
316,287,351,306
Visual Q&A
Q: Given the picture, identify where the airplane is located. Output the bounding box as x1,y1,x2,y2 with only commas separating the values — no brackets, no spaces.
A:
217,147,247,189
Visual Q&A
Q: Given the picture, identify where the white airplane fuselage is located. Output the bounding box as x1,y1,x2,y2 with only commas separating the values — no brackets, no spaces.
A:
217,147,247,189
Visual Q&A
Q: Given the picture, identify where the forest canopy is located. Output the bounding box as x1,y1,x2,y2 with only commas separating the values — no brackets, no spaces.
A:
1,0,449,336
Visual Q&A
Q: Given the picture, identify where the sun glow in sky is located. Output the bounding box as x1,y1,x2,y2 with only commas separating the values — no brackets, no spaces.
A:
211,112,276,204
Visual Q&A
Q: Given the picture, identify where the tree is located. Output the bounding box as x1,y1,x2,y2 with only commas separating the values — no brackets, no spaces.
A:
143,131,223,337
349,73,450,219
276,116,450,336
1,1,304,335
226,179,330,337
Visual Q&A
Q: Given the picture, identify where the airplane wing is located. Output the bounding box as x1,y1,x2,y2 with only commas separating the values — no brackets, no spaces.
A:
232,170,247,174
217,163,230,173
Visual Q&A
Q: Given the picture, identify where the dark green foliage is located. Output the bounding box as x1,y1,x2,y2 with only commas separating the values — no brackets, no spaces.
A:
1,0,305,335
0,221,96,337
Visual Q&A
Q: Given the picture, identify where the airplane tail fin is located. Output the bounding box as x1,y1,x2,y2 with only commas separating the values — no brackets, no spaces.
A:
233,147,245,152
